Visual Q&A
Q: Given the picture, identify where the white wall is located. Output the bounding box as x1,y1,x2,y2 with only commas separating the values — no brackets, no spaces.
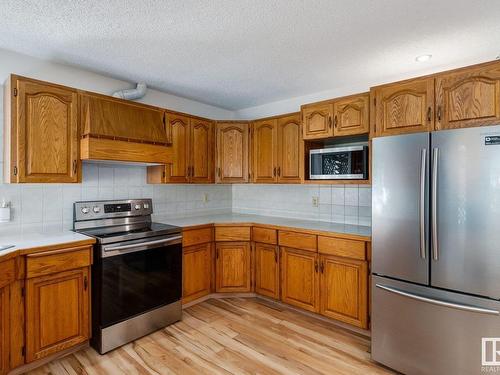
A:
0,48,235,120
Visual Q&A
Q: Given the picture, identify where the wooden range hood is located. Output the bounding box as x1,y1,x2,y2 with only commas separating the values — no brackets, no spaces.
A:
79,92,174,164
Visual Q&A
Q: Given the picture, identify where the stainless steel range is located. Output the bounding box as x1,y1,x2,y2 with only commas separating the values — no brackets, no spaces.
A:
73,199,182,354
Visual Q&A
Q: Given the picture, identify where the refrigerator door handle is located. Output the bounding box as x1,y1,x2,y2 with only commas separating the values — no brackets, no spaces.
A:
419,148,427,259
432,148,439,261
375,284,500,315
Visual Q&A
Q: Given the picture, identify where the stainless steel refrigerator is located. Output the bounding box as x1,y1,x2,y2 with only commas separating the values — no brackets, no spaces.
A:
372,125,500,375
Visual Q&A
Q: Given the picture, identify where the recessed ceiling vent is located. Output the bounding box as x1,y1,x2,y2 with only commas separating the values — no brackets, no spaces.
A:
112,82,147,100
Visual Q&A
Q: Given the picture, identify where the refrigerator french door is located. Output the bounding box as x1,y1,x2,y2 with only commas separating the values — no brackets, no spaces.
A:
372,125,500,375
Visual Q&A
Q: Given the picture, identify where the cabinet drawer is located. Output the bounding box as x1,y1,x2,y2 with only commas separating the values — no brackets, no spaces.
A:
26,246,92,279
183,227,213,247
0,258,15,288
215,226,251,242
279,230,317,252
318,236,366,260
252,226,277,245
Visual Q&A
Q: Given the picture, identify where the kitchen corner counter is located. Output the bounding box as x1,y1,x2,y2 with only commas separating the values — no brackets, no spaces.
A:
158,213,371,240
0,231,96,260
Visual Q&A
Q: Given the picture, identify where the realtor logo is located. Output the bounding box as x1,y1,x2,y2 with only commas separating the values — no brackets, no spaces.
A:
482,338,500,366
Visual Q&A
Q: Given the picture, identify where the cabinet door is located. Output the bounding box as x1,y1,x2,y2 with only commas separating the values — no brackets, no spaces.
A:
333,94,369,136
302,102,333,140
190,119,215,183
0,287,9,375
215,242,251,292
255,243,280,299
319,255,368,329
25,268,90,363
14,77,79,183
252,119,277,183
216,122,249,183
183,243,212,303
436,63,500,130
281,247,319,313
277,114,303,183
373,78,434,137
165,113,191,183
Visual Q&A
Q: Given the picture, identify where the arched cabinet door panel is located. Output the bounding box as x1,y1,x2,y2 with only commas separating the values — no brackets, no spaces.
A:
436,63,500,130
216,122,249,183
252,119,277,183
373,77,434,137
302,102,333,140
8,76,79,183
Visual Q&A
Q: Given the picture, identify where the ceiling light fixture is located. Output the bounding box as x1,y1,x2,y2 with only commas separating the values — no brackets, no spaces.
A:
415,54,432,62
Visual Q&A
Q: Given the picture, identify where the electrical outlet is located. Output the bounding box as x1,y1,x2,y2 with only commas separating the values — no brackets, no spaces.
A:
202,193,208,203
312,196,319,207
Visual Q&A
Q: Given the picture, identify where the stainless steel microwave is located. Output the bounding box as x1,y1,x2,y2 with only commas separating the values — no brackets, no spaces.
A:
309,145,368,180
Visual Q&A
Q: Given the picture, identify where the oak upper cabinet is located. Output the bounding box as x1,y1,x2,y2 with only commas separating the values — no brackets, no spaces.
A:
190,119,215,183
302,102,334,140
165,113,191,183
4,76,79,183
319,255,368,329
372,77,434,137
280,247,319,313
252,119,277,183
25,267,90,362
255,242,280,299
436,62,500,130
215,242,251,292
147,115,214,184
333,94,370,136
183,243,212,303
215,122,249,183
277,113,303,183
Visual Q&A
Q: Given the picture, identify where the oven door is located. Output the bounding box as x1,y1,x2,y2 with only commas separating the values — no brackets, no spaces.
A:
310,146,368,179
97,234,182,328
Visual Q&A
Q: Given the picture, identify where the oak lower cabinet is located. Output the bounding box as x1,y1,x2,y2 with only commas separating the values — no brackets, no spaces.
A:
254,242,280,299
25,267,90,362
4,75,80,183
215,242,251,292
280,247,319,313
183,243,212,303
0,286,9,375
319,255,368,329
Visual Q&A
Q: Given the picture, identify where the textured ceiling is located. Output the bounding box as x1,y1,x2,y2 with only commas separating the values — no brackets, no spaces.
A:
1,1,500,110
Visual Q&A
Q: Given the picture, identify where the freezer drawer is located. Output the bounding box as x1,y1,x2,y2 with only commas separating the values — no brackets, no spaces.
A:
372,275,500,375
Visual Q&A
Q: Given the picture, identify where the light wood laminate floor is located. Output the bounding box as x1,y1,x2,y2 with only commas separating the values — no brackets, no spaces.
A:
27,298,394,375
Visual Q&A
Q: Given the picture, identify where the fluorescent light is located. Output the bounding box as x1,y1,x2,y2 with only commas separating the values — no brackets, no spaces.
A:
416,54,432,62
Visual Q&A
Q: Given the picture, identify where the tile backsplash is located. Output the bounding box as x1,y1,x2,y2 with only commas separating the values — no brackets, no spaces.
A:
232,184,371,226
0,163,233,235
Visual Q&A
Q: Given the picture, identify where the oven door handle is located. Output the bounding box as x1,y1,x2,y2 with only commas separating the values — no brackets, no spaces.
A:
102,235,182,257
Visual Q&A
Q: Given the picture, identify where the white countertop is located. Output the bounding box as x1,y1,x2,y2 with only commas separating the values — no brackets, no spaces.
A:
0,231,94,258
158,213,371,238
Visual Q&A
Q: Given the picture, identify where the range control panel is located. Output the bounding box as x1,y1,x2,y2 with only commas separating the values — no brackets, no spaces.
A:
74,199,152,221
